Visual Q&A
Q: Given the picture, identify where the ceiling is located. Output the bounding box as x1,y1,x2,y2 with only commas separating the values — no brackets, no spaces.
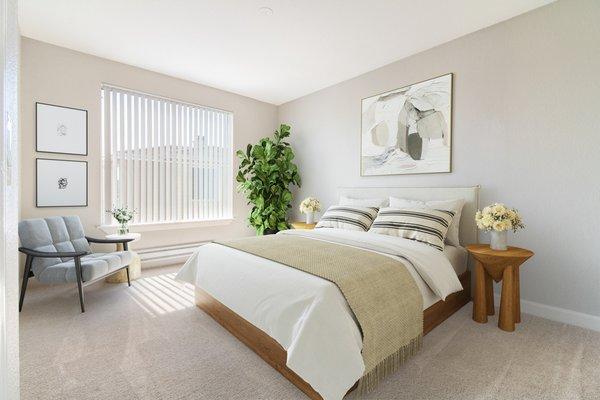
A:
19,0,554,105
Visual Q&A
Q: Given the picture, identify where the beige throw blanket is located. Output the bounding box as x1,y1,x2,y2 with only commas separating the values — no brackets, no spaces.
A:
216,234,423,393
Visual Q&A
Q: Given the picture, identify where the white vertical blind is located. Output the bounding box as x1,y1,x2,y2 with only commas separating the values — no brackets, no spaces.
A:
102,85,233,225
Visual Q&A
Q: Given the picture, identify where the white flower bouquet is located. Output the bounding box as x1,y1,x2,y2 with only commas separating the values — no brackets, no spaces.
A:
107,206,136,234
475,203,525,232
299,197,321,214
476,203,524,251
299,197,321,224
475,203,524,232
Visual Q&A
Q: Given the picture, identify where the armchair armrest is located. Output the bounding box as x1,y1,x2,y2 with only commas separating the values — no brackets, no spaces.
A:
18,247,88,258
85,236,135,244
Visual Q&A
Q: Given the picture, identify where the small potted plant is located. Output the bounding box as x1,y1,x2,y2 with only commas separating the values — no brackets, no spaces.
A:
475,203,524,250
107,206,136,235
299,197,321,224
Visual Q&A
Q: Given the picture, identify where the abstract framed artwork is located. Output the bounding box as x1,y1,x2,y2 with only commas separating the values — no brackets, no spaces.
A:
361,73,452,176
36,159,88,207
36,102,88,155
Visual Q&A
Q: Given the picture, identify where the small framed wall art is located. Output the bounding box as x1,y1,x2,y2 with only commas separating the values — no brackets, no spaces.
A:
36,102,88,155
36,158,88,207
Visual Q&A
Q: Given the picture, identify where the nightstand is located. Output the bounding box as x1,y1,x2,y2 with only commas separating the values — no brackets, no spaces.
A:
290,222,317,230
466,244,534,332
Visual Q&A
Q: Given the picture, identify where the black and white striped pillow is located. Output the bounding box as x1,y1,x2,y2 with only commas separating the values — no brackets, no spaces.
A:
315,206,379,232
369,207,454,251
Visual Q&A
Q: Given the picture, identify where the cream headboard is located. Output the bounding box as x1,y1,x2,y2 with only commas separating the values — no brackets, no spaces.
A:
338,186,481,246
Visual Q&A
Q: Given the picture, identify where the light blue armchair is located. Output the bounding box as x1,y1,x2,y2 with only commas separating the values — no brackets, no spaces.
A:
18,216,134,313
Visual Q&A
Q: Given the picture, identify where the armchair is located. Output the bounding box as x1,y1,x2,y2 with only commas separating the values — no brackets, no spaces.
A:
18,216,135,313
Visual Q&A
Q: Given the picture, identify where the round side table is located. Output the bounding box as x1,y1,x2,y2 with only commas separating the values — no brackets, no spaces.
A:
105,233,142,284
466,244,534,332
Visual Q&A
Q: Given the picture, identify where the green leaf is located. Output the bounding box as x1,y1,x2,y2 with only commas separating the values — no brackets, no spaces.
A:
252,144,265,159
282,190,292,204
236,171,245,183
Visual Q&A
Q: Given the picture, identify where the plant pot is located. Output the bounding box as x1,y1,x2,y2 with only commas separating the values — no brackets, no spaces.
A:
490,230,508,251
305,212,315,224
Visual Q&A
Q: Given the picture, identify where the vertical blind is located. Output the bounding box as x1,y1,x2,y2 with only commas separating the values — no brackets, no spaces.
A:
101,85,233,225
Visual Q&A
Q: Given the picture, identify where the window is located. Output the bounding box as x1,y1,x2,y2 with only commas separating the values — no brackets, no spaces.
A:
101,85,233,227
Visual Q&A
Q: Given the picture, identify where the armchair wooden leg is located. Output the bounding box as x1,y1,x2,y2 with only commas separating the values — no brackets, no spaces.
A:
19,255,33,312
126,266,131,287
74,256,85,313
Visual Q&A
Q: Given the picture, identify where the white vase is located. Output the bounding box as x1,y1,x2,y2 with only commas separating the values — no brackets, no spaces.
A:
305,212,315,224
490,230,508,251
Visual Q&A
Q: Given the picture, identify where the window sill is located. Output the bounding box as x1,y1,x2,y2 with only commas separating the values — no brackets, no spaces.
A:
98,218,235,234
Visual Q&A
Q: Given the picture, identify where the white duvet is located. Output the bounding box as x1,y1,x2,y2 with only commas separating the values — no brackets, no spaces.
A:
176,229,463,400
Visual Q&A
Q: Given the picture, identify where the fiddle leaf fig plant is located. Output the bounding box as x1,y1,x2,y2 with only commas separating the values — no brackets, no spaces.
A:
236,124,301,235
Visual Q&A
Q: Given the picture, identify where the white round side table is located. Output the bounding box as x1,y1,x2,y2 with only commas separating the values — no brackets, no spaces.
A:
104,232,142,284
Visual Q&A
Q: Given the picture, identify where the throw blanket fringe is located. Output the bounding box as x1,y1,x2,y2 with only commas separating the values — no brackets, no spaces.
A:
357,334,423,394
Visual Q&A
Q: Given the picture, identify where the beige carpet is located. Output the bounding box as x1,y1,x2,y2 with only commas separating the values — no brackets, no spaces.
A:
20,266,600,400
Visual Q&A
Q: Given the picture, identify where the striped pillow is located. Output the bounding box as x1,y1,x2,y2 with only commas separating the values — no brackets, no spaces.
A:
369,207,454,251
315,205,379,232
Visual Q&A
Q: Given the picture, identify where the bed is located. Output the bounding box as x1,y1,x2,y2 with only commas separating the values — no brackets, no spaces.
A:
176,186,479,400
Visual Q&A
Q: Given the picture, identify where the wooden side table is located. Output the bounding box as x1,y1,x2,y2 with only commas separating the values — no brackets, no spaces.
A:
105,233,142,284
290,222,317,230
466,244,534,332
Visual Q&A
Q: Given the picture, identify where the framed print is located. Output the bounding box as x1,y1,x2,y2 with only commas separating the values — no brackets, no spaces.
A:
361,73,452,176
36,102,88,155
36,159,88,207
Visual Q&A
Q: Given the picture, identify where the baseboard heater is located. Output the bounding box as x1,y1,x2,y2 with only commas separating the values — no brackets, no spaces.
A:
137,241,209,269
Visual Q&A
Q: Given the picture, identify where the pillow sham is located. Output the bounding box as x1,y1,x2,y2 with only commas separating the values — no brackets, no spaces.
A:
339,195,388,208
315,205,379,232
369,207,454,251
388,197,465,246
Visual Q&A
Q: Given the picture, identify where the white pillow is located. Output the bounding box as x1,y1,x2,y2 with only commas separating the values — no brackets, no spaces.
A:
315,205,379,231
339,195,388,208
389,197,465,246
369,207,454,251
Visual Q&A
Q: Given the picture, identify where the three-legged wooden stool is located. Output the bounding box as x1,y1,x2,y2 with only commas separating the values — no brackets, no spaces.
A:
466,245,534,332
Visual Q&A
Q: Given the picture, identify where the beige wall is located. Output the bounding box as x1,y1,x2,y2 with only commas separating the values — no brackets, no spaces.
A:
279,0,600,318
20,38,278,251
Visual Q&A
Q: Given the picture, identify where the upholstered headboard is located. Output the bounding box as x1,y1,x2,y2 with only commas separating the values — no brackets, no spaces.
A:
338,186,480,246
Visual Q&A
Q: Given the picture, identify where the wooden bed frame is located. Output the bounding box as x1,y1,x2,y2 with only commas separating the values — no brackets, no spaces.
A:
195,270,471,400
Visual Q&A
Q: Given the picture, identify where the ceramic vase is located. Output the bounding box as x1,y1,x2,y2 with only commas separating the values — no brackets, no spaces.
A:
490,230,508,251
305,212,315,224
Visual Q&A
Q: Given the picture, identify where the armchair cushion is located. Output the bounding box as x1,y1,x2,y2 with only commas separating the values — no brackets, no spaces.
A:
38,251,133,284
19,216,92,278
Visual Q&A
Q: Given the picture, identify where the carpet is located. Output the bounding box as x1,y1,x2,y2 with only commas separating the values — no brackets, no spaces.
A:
19,266,600,400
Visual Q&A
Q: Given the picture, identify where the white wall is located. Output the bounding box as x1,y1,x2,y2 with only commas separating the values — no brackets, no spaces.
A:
20,38,278,252
279,0,600,318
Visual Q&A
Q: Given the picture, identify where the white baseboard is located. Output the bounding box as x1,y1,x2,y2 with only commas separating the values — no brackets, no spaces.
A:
494,294,600,332
137,241,209,269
